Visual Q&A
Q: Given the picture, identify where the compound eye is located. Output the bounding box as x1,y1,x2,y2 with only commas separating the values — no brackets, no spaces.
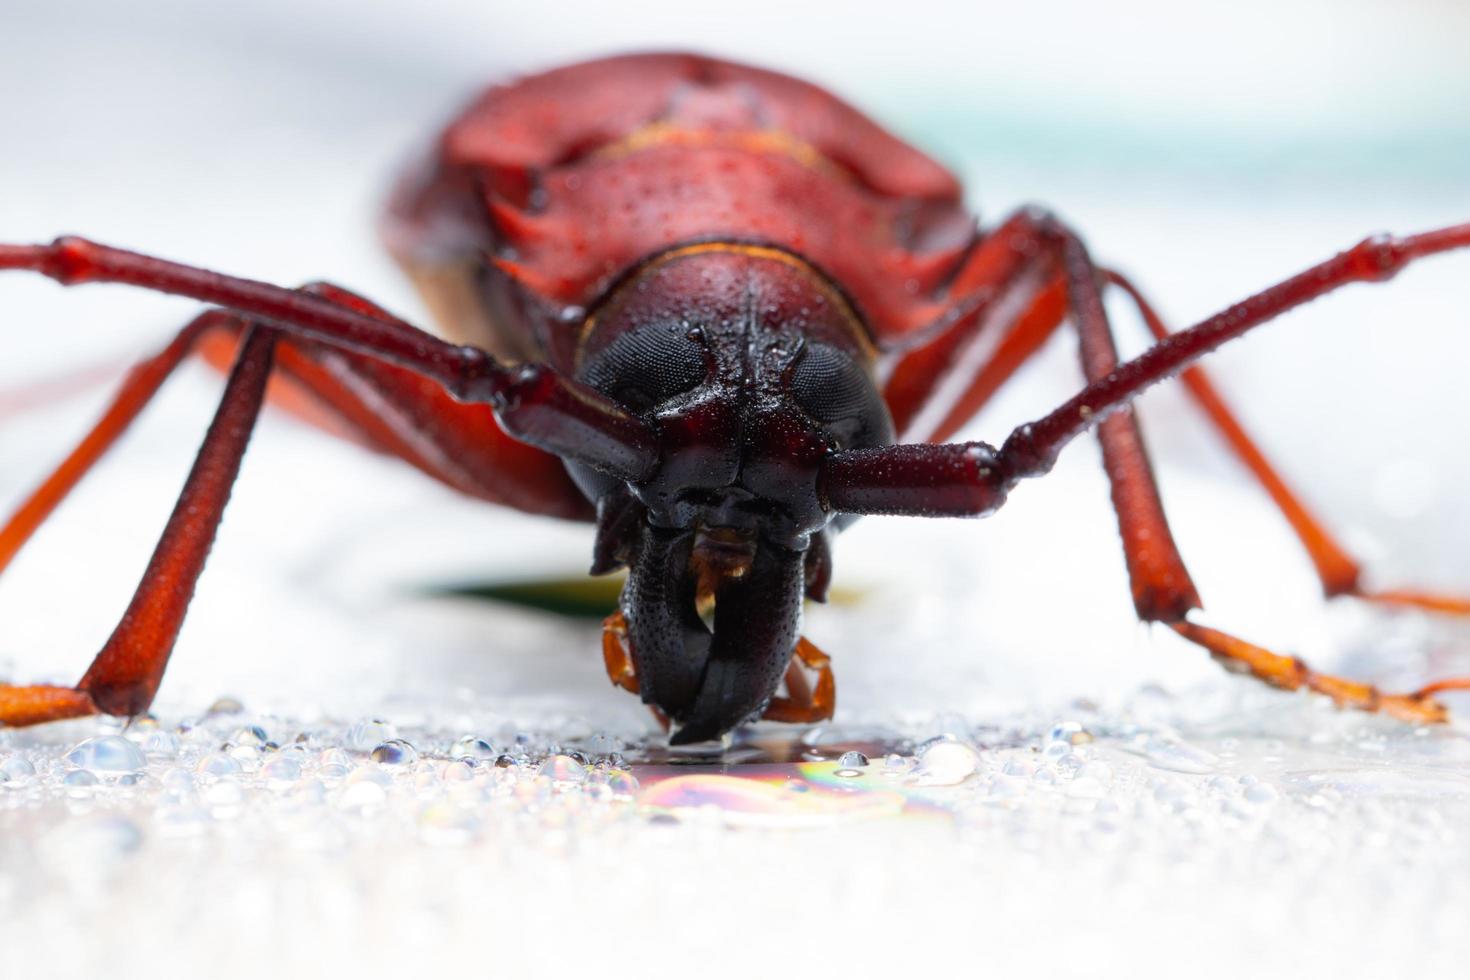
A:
579,324,709,412
789,343,895,450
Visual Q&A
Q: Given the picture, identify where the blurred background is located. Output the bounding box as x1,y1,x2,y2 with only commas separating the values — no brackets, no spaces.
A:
3,3,1470,976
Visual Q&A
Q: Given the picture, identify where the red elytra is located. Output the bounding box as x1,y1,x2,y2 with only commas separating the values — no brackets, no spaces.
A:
1,52,1468,742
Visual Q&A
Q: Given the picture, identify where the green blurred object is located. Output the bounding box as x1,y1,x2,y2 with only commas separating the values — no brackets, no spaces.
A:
429,573,625,619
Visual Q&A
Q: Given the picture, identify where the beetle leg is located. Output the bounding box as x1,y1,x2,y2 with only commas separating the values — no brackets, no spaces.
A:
884,209,1070,443
1107,268,1470,617
600,611,671,731
0,238,659,481
761,637,835,724
0,326,277,724
1,287,592,582
825,218,1470,721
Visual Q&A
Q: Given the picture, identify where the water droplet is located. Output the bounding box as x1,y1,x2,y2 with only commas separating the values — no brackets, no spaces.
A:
584,732,623,756
345,719,395,753
539,754,587,785
604,770,639,798
1,755,36,783
914,739,980,786
1068,776,1105,800
418,802,479,846
337,779,387,810
1243,782,1279,805
443,760,476,782
1047,720,1092,746
371,739,418,766
231,725,268,746
261,757,302,788
451,736,495,761
65,736,145,773
160,768,195,795
1125,733,1220,775
838,750,869,769
196,753,242,778
203,778,245,810
319,747,350,768
205,696,244,716
142,731,180,757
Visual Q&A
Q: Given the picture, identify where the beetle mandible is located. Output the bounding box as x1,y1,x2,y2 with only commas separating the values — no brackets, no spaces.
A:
1,52,1468,743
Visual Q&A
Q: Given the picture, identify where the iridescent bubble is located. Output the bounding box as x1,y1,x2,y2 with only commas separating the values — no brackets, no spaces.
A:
640,774,903,828
604,770,640,798
539,754,587,786
65,736,145,774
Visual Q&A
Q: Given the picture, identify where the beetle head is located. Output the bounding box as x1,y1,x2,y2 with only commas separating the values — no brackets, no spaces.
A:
566,246,893,743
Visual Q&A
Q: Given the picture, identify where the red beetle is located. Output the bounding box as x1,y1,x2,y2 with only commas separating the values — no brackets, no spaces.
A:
1,53,1468,742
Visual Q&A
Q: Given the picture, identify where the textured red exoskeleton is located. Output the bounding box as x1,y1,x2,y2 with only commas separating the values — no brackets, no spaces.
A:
2,53,1468,742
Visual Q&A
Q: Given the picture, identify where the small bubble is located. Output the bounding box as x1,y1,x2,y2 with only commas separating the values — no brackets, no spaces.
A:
63,769,99,789
371,739,418,766
65,736,145,774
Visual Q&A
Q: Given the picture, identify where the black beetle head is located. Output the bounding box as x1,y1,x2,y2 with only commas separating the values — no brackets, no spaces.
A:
566,246,893,743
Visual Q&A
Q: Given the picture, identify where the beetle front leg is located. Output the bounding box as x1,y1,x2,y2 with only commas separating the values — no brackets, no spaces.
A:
0,326,277,726
761,637,835,725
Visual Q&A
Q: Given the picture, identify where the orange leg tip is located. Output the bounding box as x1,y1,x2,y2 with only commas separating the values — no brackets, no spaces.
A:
0,685,99,727
1358,590,1470,618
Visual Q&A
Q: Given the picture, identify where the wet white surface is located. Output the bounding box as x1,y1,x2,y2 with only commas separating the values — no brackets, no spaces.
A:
4,4,1470,978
